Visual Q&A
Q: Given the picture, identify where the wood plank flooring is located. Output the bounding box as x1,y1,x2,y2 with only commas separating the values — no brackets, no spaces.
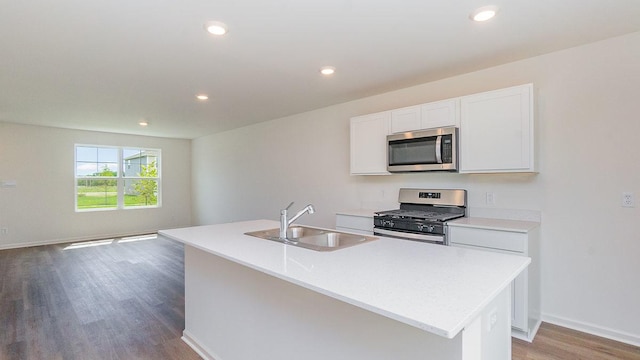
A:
513,322,640,360
1,235,638,360
0,235,201,360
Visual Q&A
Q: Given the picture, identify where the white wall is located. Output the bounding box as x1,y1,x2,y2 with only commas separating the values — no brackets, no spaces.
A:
192,31,640,345
0,122,192,248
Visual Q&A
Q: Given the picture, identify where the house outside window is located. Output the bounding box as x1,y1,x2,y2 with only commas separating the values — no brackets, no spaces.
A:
75,145,161,211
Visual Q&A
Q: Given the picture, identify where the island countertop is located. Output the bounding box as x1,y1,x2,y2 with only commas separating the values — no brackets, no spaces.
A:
159,219,530,339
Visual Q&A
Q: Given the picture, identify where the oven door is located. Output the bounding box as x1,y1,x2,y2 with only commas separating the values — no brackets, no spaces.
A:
373,228,447,245
387,127,457,172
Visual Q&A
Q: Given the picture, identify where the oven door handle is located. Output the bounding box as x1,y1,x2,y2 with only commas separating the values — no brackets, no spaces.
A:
374,228,446,244
435,135,442,163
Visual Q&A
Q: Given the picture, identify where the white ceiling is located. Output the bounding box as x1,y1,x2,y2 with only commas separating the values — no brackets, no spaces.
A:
2,0,639,139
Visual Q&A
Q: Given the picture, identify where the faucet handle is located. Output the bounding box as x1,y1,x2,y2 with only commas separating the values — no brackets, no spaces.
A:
281,201,294,215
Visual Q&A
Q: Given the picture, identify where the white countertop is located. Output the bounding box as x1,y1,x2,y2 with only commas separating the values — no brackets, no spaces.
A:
159,220,530,339
448,217,540,233
335,208,377,217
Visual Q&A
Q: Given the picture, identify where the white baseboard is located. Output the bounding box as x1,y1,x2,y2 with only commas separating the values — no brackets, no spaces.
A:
511,318,542,343
542,313,640,347
182,330,222,360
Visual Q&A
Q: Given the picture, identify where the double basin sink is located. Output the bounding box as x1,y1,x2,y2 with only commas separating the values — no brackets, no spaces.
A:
245,226,377,252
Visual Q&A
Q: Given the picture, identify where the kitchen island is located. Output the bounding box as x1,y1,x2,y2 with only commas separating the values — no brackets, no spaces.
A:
159,220,530,360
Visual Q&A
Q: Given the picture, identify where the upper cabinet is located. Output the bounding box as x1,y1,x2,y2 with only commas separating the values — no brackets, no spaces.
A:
459,84,534,173
390,105,421,133
390,99,459,134
350,83,535,175
420,99,460,130
350,111,391,175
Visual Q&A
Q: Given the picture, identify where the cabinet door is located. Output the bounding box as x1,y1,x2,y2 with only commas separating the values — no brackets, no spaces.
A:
420,99,459,129
511,268,528,331
350,112,391,175
459,84,534,173
390,105,421,133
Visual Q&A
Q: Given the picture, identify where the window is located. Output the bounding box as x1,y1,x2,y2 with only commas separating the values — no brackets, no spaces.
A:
75,145,161,211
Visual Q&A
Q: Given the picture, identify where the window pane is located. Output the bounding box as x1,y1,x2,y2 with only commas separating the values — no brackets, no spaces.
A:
124,179,158,207
76,147,97,162
123,149,159,178
97,148,118,163
76,146,119,177
76,162,98,176
96,162,118,176
76,179,118,210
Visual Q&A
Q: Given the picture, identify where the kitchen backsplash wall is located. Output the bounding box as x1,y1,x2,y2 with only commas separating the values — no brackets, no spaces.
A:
192,31,640,346
351,172,542,222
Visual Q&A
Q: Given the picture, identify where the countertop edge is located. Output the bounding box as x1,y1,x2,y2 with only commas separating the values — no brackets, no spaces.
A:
335,209,377,217
159,220,530,340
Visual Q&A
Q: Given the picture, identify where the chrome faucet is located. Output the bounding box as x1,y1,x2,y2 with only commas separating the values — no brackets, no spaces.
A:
279,202,315,240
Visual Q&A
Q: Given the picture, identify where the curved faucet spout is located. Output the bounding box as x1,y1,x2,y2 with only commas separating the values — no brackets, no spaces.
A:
288,204,315,226
279,203,315,240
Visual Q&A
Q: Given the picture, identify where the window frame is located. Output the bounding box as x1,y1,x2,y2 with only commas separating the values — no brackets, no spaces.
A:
75,144,162,212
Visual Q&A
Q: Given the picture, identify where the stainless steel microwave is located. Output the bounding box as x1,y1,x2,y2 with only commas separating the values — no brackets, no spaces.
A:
387,127,458,172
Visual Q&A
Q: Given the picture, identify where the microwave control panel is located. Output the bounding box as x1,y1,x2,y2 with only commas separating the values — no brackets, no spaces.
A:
442,135,453,163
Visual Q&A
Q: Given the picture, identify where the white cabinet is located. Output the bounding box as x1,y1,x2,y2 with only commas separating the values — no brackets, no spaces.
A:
336,211,374,235
350,112,391,175
390,105,421,133
448,218,540,342
350,84,536,175
420,99,459,129
459,84,534,173
389,99,459,134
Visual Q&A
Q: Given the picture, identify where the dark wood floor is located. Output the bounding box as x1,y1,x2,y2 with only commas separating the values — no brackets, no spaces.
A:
1,236,638,360
0,235,201,360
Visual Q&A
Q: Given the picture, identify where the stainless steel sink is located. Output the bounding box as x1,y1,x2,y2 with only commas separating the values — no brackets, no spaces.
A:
244,226,377,252
247,226,326,240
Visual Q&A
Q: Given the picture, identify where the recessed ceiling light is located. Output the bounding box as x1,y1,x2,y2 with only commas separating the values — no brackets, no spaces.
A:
139,120,149,127
470,6,499,22
196,94,209,100
204,21,228,36
320,66,336,76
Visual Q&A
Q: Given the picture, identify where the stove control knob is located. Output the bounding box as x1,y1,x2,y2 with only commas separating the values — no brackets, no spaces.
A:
384,220,395,227
427,225,435,232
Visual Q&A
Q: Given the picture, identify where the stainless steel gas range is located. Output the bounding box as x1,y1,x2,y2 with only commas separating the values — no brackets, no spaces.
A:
374,188,467,245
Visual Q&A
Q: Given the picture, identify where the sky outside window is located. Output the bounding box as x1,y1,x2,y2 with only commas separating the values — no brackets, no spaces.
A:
76,146,118,176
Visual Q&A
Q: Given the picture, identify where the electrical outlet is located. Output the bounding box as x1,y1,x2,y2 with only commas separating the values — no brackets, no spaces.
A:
487,307,498,331
622,192,635,208
486,192,495,206
0,228,8,236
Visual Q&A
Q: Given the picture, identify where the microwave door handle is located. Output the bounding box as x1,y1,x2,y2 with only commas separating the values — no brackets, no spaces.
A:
435,135,442,163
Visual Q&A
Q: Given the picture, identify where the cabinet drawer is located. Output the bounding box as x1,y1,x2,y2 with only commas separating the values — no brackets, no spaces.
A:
449,226,526,253
336,215,374,233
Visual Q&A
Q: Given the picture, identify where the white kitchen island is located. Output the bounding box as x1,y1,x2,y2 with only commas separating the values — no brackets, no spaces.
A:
159,220,530,360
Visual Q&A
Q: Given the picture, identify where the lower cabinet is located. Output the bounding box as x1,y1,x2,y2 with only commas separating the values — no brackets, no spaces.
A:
335,211,374,235
448,219,541,342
